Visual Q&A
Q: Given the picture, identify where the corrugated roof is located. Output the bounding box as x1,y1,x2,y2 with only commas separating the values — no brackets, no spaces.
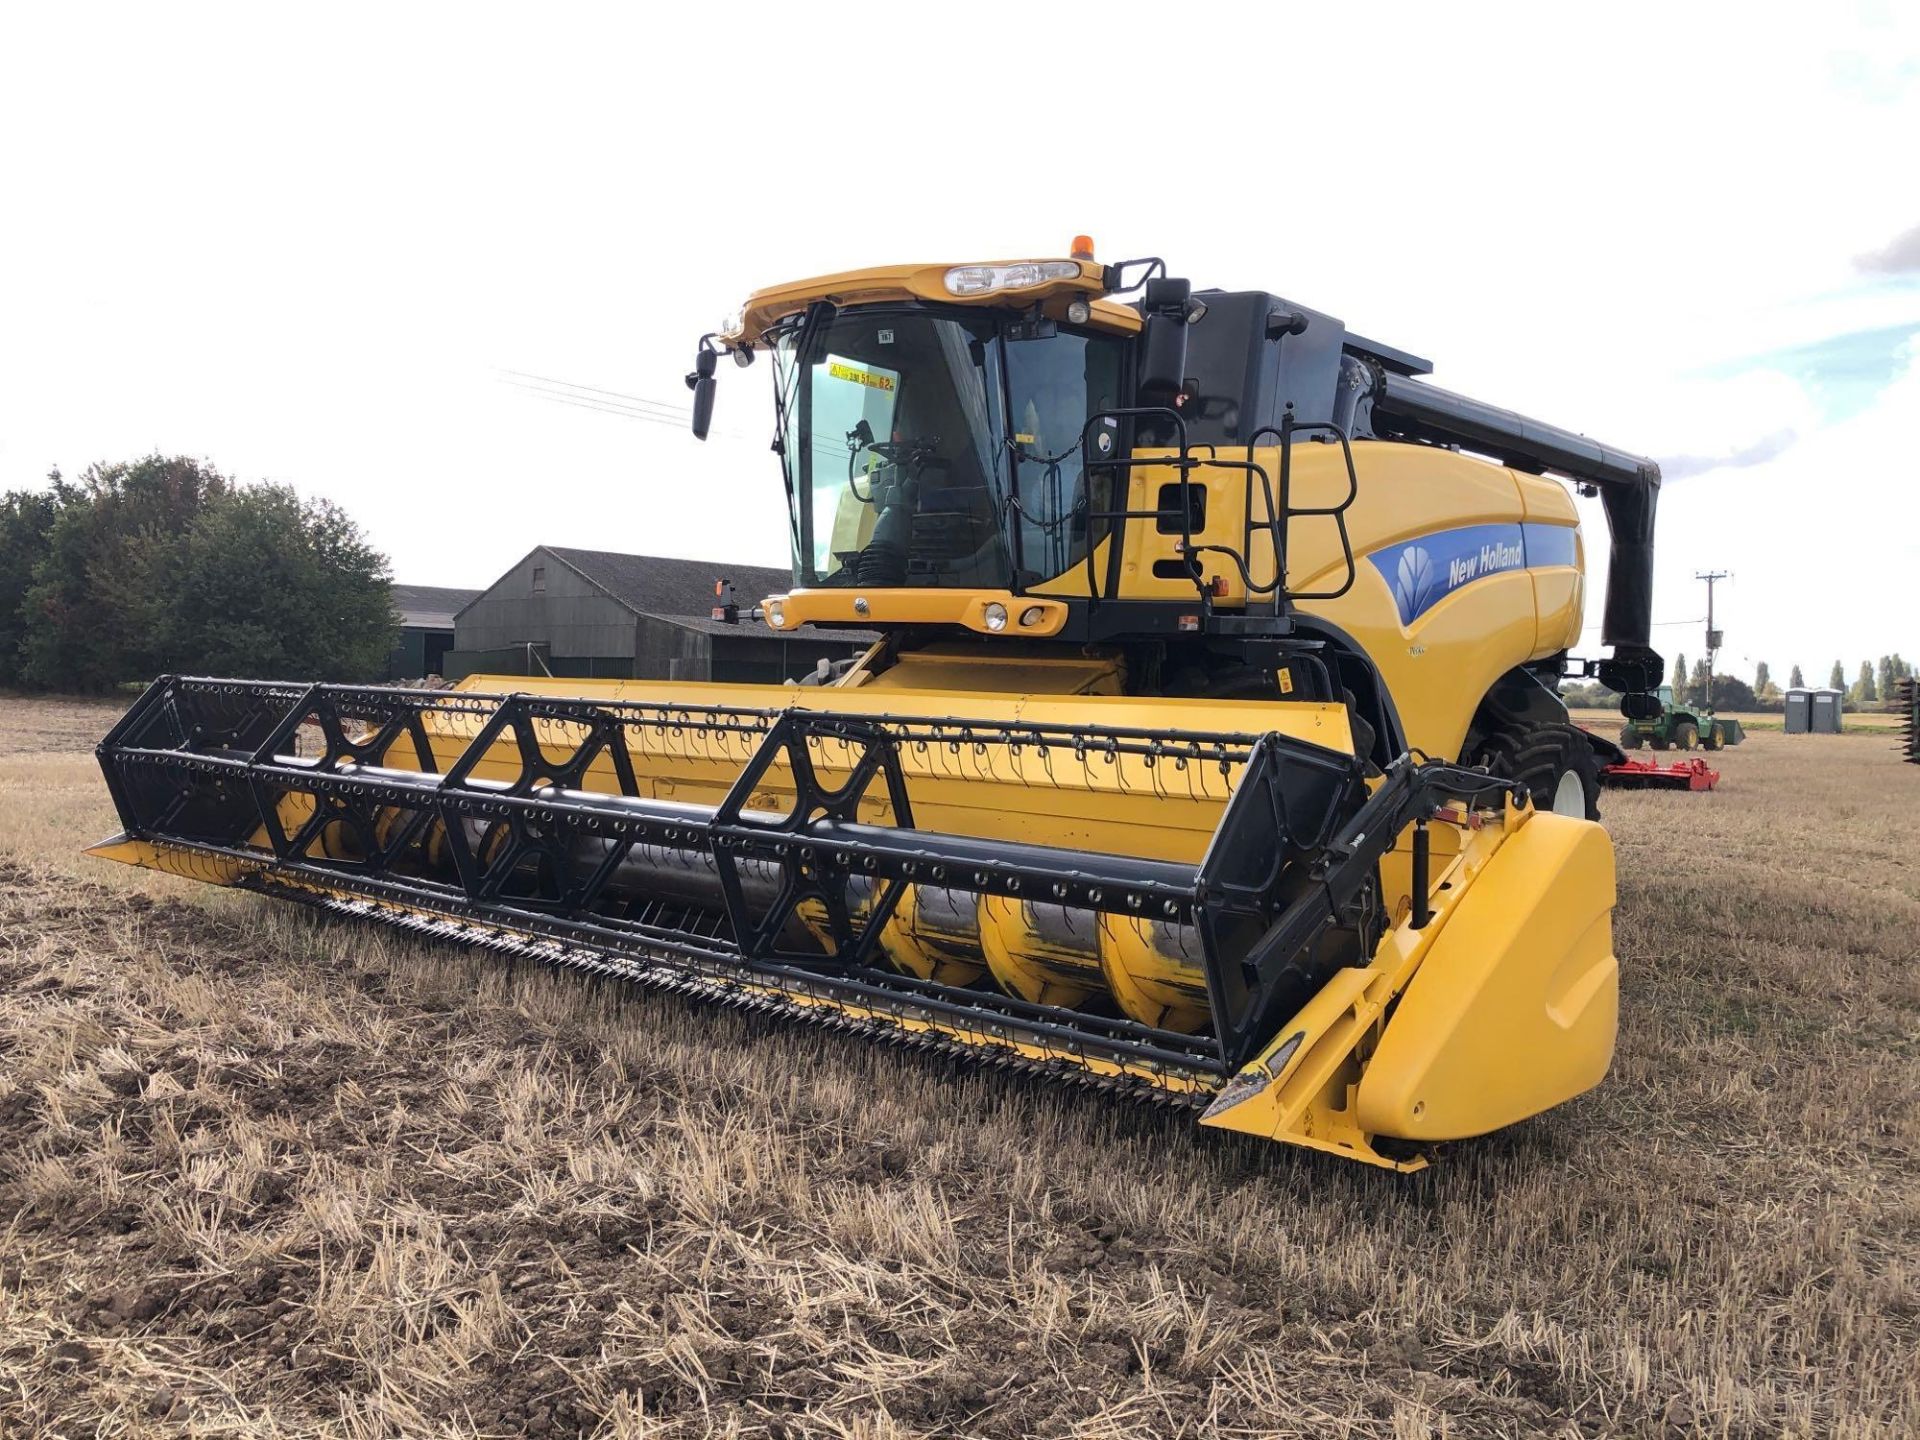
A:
545,548,791,617
392,582,484,629
539,548,874,644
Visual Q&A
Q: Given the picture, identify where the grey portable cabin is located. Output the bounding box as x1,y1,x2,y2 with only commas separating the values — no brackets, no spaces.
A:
1784,688,1811,733
1810,687,1845,733
1785,687,1845,734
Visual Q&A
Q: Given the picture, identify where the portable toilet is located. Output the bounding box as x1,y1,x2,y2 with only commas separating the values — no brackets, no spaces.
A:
1810,688,1845,733
1784,688,1811,733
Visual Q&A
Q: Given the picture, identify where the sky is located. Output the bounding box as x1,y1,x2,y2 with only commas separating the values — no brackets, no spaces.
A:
2,2,1915,684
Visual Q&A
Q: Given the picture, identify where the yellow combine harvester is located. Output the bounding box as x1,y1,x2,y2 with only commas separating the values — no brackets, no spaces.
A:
92,245,1666,1169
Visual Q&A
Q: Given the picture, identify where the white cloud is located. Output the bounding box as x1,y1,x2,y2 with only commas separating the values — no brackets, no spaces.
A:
1579,333,1920,675
1856,221,1920,275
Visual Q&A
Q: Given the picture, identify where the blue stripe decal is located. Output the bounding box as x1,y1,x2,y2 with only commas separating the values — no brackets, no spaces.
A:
1522,521,1578,569
1368,522,1577,625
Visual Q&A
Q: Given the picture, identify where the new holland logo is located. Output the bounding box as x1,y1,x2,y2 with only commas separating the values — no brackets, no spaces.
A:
1393,545,1440,621
1369,523,1574,626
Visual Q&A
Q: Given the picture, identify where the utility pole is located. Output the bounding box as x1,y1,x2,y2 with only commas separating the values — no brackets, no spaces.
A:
1696,571,1730,710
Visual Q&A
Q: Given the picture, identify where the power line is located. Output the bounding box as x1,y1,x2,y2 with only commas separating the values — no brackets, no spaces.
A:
503,368,698,420
508,386,693,428
499,368,754,440
500,373,692,421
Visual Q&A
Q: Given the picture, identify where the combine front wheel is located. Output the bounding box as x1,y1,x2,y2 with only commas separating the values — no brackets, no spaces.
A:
1474,725,1601,821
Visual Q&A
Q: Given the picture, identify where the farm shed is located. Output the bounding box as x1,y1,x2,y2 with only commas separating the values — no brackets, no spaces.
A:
387,583,483,681
444,546,869,683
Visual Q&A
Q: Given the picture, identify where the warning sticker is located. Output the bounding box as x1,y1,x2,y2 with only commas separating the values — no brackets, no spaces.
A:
828,360,895,392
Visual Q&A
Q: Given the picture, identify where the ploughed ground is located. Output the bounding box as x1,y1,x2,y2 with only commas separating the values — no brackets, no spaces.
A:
1,695,1915,1438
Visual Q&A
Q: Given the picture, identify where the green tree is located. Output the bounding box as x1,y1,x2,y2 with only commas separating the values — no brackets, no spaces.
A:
1878,656,1896,700
1711,675,1758,710
18,456,232,690
1854,661,1878,705
1690,657,1711,707
139,485,393,680
1789,663,1804,689
12,454,391,690
1670,651,1688,702
1829,661,1846,691
0,481,63,685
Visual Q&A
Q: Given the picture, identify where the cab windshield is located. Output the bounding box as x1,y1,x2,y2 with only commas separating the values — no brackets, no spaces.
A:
772,307,1125,590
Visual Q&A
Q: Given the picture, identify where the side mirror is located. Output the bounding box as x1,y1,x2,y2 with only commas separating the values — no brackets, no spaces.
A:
685,343,719,441
1138,277,1195,404
690,376,716,440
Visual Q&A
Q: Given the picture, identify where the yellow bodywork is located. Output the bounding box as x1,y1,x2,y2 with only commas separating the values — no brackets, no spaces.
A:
1195,805,1617,1169
765,440,1583,764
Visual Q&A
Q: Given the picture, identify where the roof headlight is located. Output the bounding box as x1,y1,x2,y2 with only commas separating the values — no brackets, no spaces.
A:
982,602,1008,632
944,261,1081,297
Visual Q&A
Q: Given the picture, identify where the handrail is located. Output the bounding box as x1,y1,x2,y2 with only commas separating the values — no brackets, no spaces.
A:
1004,407,1363,621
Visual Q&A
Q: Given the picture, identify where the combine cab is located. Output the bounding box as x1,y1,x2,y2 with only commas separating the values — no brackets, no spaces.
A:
92,245,1667,1169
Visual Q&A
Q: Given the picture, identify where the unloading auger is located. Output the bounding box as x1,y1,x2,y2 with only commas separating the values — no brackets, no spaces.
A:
93,243,1661,1168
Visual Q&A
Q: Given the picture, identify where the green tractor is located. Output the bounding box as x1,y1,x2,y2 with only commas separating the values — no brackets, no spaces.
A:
1620,685,1745,752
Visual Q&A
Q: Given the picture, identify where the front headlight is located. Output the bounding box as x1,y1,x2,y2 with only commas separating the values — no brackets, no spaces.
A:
765,599,786,629
944,261,1081,297
982,602,1008,632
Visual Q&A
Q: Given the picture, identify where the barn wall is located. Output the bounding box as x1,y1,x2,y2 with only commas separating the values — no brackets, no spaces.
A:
637,618,713,680
454,552,638,661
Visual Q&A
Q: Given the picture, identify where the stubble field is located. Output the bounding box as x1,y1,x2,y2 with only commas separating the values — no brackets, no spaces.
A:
0,694,1915,1437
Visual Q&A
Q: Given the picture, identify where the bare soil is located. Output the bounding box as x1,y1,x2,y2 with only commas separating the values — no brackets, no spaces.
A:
1,697,1915,1437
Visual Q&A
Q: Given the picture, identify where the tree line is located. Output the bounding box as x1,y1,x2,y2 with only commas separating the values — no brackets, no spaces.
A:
1666,654,1912,709
1565,653,1913,711
0,456,394,692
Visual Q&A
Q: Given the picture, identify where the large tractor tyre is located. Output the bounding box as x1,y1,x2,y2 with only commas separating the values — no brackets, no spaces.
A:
1649,736,1669,751
1702,725,1723,752
1474,724,1602,821
1619,723,1644,751
1672,720,1699,751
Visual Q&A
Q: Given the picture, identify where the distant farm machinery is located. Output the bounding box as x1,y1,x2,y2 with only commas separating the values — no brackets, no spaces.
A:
1599,756,1720,792
1619,685,1743,752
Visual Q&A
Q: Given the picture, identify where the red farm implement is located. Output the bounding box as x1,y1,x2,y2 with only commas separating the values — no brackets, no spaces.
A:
1599,757,1720,792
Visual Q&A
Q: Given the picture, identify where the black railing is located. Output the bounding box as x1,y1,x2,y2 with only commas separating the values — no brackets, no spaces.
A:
1012,407,1361,627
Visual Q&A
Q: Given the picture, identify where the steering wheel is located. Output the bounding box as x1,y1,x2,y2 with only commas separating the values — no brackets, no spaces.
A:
845,429,943,504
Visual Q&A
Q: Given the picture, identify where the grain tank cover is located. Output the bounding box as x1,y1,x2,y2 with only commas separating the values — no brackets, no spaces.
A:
1175,291,1435,447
